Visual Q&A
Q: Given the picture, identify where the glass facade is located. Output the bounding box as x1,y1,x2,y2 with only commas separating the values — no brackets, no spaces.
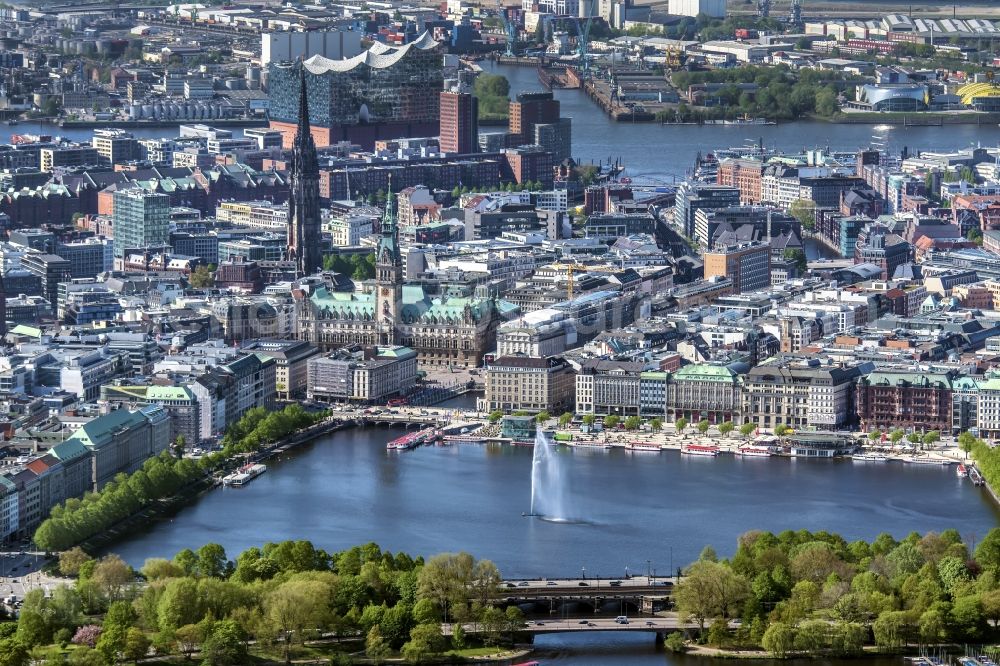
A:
112,189,170,258
268,39,444,128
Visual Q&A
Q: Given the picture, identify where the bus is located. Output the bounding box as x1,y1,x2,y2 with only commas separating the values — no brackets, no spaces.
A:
387,398,408,407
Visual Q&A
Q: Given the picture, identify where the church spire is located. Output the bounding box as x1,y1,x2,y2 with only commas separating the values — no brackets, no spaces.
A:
296,62,310,146
377,175,400,267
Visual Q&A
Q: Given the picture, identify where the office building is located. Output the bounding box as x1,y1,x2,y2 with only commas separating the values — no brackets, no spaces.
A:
509,91,560,147
91,129,139,165
673,183,740,238
439,90,478,155
704,242,771,294
112,189,170,260
21,253,71,307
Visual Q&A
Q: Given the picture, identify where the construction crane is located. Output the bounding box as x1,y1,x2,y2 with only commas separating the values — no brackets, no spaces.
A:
788,0,802,26
497,0,518,57
553,262,589,300
575,14,593,75
756,0,770,18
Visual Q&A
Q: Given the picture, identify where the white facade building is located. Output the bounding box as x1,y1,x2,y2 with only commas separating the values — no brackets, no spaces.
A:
261,28,364,67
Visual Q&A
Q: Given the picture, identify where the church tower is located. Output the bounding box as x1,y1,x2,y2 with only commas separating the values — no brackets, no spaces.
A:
287,64,322,277
376,179,402,346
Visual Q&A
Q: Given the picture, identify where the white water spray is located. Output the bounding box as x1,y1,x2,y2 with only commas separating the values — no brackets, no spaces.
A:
529,429,569,520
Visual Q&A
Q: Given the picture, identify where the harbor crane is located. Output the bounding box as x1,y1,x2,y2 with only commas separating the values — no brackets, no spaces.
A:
575,13,593,74
789,0,802,26
497,0,518,57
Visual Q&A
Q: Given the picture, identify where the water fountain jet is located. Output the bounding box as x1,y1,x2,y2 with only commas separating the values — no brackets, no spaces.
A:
529,429,570,520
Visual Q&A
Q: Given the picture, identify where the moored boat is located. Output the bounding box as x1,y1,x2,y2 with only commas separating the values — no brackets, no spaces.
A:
222,463,266,487
626,441,663,452
957,464,968,478
681,443,719,457
852,452,890,462
738,444,773,458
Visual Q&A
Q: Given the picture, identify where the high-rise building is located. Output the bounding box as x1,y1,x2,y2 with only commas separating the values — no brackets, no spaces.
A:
673,182,740,238
704,242,771,294
112,189,170,260
268,32,443,149
376,180,403,346
509,91,560,144
439,90,478,155
286,66,323,277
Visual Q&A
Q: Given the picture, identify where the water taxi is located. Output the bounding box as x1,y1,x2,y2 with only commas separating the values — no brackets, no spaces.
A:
222,463,266,487
626,441,663,452
387,427,438,451
738,444,774,458
852,452,890,463
681,443,719,457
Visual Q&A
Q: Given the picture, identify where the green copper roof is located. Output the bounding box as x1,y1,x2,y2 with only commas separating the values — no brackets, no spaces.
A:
672,364,738,382
311,285,498,324
67,409,147,450
50,438,89,463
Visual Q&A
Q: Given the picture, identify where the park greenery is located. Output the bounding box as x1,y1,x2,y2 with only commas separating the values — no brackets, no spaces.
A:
664,65,850,122
1,542,519,666
673,528,1000,657
322,252,376,281
473,73,510,122
34,405,327,552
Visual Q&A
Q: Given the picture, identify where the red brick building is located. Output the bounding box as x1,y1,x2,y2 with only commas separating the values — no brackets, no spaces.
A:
855,369,957,432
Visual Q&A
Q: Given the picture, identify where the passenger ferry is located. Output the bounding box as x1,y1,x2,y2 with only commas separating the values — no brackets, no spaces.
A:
904,456,953,466
957,464,969,478
737,444,774,458
222,463,266,487
852,452,890,463
681,443,719,457
387,427,438,451
626,441,663,452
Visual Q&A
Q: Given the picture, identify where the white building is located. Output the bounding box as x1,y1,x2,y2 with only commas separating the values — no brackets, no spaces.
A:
667,0,725,18
328,213,376,247
261,28,364,67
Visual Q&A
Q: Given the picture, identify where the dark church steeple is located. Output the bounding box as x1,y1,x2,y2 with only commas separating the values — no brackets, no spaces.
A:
287,64,322,277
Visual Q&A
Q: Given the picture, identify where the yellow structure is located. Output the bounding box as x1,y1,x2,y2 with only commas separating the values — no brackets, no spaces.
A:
957,82,1000,106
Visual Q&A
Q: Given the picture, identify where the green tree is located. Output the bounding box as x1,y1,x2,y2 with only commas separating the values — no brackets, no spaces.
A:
366,625,390,664
582,414,595,427
872,610,908,650
922,430,940,446
174,623,202,660
675,417,688,434
762,621,795,658
889,429,905,445
674,560,749,631
623,416,641,431
535,411,550,424
188,264,214,288
718,421,734,437
122,627,150,665
696,419,710,435
201,619,246,666
265,579,332,663
788,198,816,231
650,418,663,432
783,248,808,272
558,412,574,427
488,410,503,424
603,415,620,429
59,547,92,577
739,423,756,438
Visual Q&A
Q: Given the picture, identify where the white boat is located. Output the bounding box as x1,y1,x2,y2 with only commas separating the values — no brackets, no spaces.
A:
738,444,773,458
852,452,890,462
626,441,663,452
222,463,266,487
904,456,952,466
957,464,968,478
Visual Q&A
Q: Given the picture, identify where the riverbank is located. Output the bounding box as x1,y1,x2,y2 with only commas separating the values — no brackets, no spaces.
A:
56,118,270,129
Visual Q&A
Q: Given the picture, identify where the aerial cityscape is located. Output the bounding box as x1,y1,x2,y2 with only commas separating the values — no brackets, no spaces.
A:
0,0,998,662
